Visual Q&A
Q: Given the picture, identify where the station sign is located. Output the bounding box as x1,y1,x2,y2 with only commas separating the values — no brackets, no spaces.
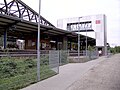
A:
67,21,93,32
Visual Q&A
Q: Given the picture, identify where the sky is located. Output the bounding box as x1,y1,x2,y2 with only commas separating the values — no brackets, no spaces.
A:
20,0,120,46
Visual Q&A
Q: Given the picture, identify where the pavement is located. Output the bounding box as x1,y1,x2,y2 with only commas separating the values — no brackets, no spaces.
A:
67,54,120,90
22,54,120,90
22,56,106,90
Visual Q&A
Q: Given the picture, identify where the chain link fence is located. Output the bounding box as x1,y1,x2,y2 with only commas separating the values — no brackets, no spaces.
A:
87,50,99,60
68,50,99,63
59,50,69,66
0,49,99,90
0,50,59,90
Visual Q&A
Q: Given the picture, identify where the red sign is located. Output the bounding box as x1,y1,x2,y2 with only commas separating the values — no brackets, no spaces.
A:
96,20,101,24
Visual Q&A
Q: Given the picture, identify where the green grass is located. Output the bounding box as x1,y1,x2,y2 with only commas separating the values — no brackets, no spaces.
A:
0,57,57,90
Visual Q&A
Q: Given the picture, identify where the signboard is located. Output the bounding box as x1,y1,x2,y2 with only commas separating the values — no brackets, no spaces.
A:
67,21,93,32
96,20,101,24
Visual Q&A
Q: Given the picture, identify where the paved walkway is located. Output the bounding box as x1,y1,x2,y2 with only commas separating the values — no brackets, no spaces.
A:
67,54,120,90
22,56,106,90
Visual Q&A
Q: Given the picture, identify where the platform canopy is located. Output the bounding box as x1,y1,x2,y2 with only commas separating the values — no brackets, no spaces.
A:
0,0,95,43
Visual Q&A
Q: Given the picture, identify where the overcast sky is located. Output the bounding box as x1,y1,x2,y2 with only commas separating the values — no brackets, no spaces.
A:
22,0,120,46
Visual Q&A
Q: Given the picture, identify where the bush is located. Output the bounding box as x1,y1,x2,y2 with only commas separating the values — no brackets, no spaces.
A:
110,46,120,54
24,58,36,68
40,55,49,65
0,57,56,90
0,58,17,78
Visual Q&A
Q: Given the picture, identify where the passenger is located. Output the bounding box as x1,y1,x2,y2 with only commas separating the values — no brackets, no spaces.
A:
99,50,102,56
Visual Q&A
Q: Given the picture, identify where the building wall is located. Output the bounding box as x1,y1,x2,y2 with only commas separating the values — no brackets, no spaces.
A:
57,14,107,47
25,38,37,50
25,37,57,50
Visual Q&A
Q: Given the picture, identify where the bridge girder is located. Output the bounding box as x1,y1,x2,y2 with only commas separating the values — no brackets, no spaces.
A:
0,0,55,27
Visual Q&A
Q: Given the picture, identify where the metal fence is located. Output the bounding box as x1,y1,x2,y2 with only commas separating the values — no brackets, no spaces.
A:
68,50,99,63
0,50,59,90
87,50,99,60
59,50,69,65
68,50,99,57
0,49,99,90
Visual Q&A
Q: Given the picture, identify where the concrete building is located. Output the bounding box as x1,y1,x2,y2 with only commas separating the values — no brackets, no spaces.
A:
57,14,107,55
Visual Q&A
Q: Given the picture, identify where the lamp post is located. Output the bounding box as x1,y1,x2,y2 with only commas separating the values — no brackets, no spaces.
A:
78,33,80,61
37,0,41,81
78,17,82,61
86,28,87,57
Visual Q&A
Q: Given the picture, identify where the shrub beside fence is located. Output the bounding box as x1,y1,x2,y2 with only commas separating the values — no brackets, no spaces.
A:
0,50,99,90
0,50,59,90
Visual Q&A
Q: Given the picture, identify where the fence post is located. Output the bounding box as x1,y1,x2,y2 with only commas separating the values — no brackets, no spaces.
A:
67,50,69,63
59,50,61,66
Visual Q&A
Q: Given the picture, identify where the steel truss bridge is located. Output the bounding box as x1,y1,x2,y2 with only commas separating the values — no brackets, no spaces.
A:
0,0,54,27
